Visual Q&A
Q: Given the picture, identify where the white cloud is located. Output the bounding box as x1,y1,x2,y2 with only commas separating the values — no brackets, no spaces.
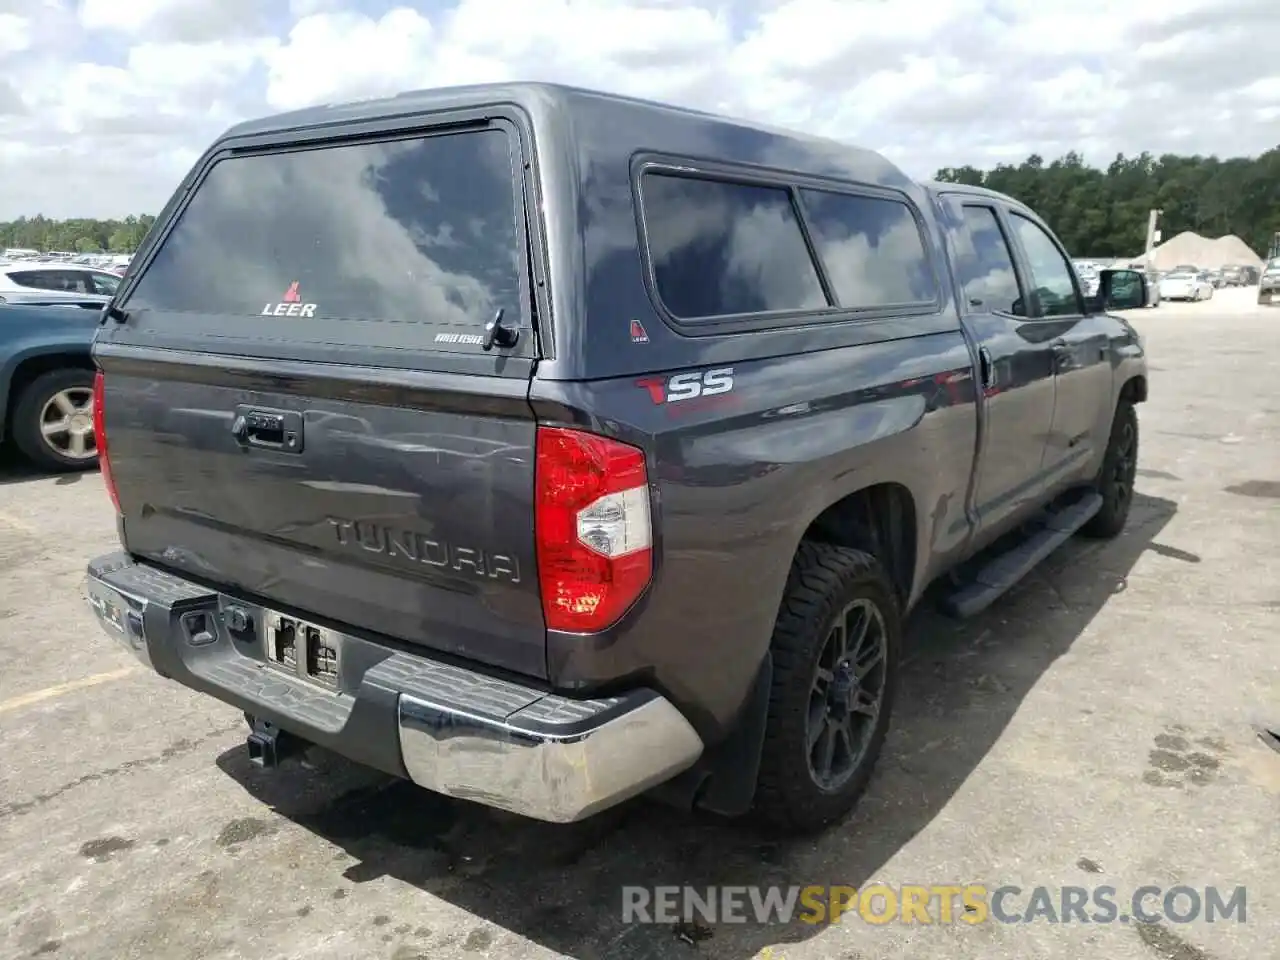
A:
0,0,1277,219
0,13,31,56
266,10,436,109
288,0,343,15
78,0,268,42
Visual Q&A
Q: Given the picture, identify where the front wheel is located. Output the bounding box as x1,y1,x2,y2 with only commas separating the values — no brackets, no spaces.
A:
753,542,900,834
1081,400,1138,539
10,369,99,471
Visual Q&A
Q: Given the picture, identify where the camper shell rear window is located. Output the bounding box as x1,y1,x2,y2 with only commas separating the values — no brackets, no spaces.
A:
122,125,536,362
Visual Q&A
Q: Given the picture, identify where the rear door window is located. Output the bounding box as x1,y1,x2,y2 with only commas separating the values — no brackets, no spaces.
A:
53,271,96,294
640,172,828,320
122,127,534,364
8,270,56,290
798,189,937,308
10,269,94,293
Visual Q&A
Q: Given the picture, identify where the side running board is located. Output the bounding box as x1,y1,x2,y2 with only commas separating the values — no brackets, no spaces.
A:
940,493,1103,619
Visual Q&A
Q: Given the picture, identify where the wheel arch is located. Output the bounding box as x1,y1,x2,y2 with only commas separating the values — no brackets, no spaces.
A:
798,481,919,610
1120,374,1147,405
2,351,96,442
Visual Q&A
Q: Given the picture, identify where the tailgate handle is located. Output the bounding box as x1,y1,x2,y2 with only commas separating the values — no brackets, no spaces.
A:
232,407,303,453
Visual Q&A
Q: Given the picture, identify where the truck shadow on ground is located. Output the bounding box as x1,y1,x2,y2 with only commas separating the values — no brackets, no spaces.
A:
218,492,1178,960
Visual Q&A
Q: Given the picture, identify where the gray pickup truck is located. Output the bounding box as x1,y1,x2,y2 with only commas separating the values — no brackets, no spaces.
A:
84,83,1148,834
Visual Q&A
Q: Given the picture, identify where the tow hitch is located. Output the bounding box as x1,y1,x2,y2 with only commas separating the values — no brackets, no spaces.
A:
246,717,304,769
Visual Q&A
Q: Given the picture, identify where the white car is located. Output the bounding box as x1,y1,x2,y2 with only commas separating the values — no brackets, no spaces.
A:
1158,270,1214,302
1071,260,1100,297
0,262,120,304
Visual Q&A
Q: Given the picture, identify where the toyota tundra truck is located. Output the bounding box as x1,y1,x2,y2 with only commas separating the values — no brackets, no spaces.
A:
84,82,1149,834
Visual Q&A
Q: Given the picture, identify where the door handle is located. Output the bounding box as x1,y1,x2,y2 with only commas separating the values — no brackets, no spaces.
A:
978,347,995,389
232,406,304,452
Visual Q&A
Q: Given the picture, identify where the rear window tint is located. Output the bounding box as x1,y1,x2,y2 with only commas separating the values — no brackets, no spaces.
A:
123,128,528,353
799,190,937,307
640,172,828,320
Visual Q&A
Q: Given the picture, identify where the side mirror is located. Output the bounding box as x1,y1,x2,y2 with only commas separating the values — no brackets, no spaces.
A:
1098,269,1147,311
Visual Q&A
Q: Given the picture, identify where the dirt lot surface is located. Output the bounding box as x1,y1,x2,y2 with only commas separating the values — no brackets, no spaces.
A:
2,288,1278,960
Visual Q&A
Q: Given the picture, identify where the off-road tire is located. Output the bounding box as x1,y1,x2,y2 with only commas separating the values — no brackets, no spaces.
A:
752,541,901,834
1081,399,1138,539
10,368,99,472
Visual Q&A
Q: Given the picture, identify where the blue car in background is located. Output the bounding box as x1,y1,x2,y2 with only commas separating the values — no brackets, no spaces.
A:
0,300,103,470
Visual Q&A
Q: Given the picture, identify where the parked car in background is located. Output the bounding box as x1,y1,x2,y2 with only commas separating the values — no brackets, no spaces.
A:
1159,270,1214,301
1071,259,1101,297
0,263,119,305
84,82,1150,834
1220,265,1246,286
0,302,101,470
1240,265,1260,286
1258,258,1280,306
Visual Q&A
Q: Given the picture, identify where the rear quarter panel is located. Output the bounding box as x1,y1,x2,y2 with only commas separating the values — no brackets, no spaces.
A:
531,330,978,739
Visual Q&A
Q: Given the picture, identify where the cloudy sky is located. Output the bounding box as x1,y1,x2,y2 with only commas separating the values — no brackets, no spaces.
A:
0,0,1276,220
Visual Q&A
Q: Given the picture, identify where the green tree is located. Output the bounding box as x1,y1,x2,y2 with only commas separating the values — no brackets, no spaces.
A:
937,145,1280,257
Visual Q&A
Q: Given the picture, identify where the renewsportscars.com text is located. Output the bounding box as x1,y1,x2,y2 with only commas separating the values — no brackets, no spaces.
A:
621,884,1247,926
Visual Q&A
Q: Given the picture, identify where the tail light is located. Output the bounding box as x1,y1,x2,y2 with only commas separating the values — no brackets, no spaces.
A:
535,426,652,633
92,370,121,514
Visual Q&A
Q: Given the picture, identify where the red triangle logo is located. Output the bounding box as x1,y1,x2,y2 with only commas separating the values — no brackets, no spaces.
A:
629,319,649,343
283,281,300,303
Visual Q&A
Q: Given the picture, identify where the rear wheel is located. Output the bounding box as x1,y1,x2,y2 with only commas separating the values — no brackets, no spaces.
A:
10,369,99,471
1081,399,1138,539
753,542,900,834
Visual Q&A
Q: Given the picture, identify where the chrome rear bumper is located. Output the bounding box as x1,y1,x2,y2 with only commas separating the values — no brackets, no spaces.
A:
85,551,704,823
398,692,703,822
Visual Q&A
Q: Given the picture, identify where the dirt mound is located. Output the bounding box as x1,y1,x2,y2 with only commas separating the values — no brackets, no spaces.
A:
1139,231,1263,271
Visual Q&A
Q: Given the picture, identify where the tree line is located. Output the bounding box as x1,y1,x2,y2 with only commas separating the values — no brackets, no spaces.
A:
936,147,1280,260
3,146,1277,259
0,214,157,255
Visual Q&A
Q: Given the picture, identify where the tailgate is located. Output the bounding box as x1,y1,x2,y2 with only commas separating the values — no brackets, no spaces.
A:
95,118,549,679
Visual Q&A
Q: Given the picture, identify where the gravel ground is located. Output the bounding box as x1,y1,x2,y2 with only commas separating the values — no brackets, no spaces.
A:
1,287,1277,960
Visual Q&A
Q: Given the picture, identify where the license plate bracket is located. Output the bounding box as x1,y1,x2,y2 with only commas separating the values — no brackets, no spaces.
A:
264,611,341,691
